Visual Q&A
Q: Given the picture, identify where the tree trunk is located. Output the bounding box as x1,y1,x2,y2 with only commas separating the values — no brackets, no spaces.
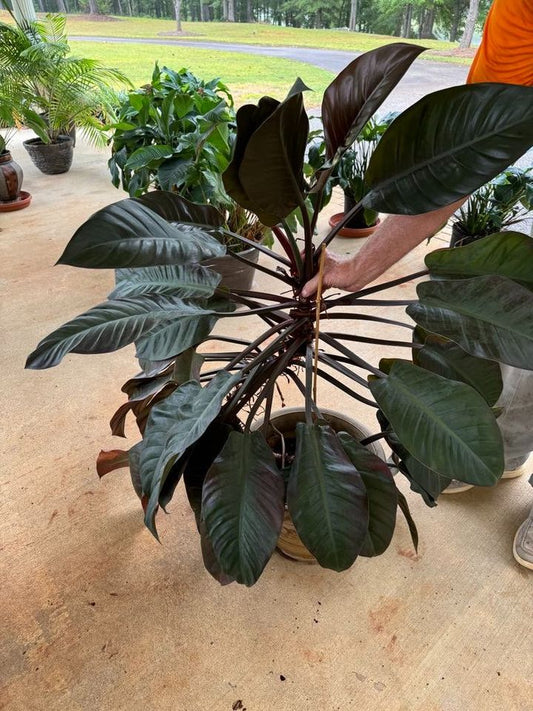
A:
246,0,253,22
200,1,209,21
174,0,182,31
227,0,235,22
56,0,67,11
401,3,413,38
420,5,435,39
87,0,101,14
348,0,358,31
460,0,479,48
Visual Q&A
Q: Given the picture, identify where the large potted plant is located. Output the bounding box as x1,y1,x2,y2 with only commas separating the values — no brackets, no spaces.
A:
108,63,269,290
450,166,533,246
26,44,533,587
328,114,396,237
0,13,130,174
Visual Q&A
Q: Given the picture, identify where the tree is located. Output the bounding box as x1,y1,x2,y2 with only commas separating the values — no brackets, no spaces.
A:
175,0,182,30
460,0,479,48
349,0,358,31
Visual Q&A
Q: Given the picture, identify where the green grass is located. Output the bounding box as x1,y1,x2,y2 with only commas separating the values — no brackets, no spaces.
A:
0,11,470,62
69,40,335,106
62,15,464,58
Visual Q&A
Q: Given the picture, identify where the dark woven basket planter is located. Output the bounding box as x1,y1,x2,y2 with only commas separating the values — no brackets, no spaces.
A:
23,136,74,175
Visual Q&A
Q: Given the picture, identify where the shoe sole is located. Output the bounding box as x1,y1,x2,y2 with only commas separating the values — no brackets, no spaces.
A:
442,466,526,495
512,527,533,570
502,465,527,479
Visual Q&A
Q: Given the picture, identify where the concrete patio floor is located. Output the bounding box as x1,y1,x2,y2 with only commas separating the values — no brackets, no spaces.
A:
1,130,532,711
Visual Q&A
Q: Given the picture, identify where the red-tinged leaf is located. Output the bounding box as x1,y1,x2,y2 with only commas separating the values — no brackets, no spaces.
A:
96,449,130,478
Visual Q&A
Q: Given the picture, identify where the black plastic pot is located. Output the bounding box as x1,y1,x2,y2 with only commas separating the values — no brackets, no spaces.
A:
201,245,259,291
449,221,489,248
23,136,74,175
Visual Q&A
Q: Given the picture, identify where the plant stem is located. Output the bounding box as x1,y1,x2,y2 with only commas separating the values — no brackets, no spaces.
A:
322,332,419,349
319,332,383,377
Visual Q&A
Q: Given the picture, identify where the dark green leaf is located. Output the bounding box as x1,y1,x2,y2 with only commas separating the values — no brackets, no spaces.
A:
338,432,397,557
202,430,285,586
365,83,533,214
180,420,234,522
199,519,235,586
287,422,368,571
404,454,451,501
141,372,240,537
369,360,503,484
135,298,235,361
135,190,225,227
110,264,221,299
26,294,225,370
414,335,502,407
409,275,533,370
57,198,225,269
426,232,533,287
322,43,425,159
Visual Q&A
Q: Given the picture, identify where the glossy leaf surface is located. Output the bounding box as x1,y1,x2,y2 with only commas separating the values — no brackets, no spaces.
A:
338,433,397,557
414,333,503,407
140,372,240,537
322,42,425,159
365,83,533,214
135,190,225,227
58,198,225,269
287,423,368,571
225,92,309,226
409,275,533,370
202,430,285,586
369,361,503,484
26,295,225,369
426,232,533,286
111,264,221,299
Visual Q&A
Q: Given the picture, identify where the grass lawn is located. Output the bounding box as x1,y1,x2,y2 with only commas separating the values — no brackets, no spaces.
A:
0,11,470,62
62,15,466,60
69,40,335,106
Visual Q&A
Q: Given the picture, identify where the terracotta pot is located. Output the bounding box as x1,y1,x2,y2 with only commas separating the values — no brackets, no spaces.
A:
23,135,74,175
201,245,259,291
328,212,380,239
257,407,386,563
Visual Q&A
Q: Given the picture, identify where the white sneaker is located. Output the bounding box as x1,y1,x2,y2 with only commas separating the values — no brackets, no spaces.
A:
513,505,533,570
441,464,527,495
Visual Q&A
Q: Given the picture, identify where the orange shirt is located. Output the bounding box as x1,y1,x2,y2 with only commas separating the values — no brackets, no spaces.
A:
467,0,533,86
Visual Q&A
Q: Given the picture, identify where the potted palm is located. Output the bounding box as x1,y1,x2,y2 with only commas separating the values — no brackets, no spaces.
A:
328,114,396,237
450,166,533,246
0,13,130,174
26,44,533,587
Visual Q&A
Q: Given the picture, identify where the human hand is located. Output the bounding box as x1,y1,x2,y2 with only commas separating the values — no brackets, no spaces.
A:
300,250,359,298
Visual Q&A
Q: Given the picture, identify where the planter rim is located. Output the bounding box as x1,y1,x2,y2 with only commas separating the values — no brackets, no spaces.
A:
0,190,32,212
328,212,380,238
23,135,74,147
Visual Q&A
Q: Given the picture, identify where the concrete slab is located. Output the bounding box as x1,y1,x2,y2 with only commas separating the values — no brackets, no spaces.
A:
1,130,532,711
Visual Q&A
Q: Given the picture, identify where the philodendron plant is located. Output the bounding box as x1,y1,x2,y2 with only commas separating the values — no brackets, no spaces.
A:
27,44,533,586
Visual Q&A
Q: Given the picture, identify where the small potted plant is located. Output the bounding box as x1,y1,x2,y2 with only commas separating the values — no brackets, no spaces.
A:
450,166,533,246
26,44,533,587
0,13,130,174
328,114,397,237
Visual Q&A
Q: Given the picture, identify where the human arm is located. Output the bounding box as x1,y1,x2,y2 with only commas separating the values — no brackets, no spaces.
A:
301,197,466,297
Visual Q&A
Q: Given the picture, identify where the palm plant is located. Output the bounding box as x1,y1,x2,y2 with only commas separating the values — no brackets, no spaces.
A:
26,44,533,587
0,13,130,146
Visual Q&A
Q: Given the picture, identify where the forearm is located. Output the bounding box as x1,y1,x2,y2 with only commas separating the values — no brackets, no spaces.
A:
340,201,464,291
